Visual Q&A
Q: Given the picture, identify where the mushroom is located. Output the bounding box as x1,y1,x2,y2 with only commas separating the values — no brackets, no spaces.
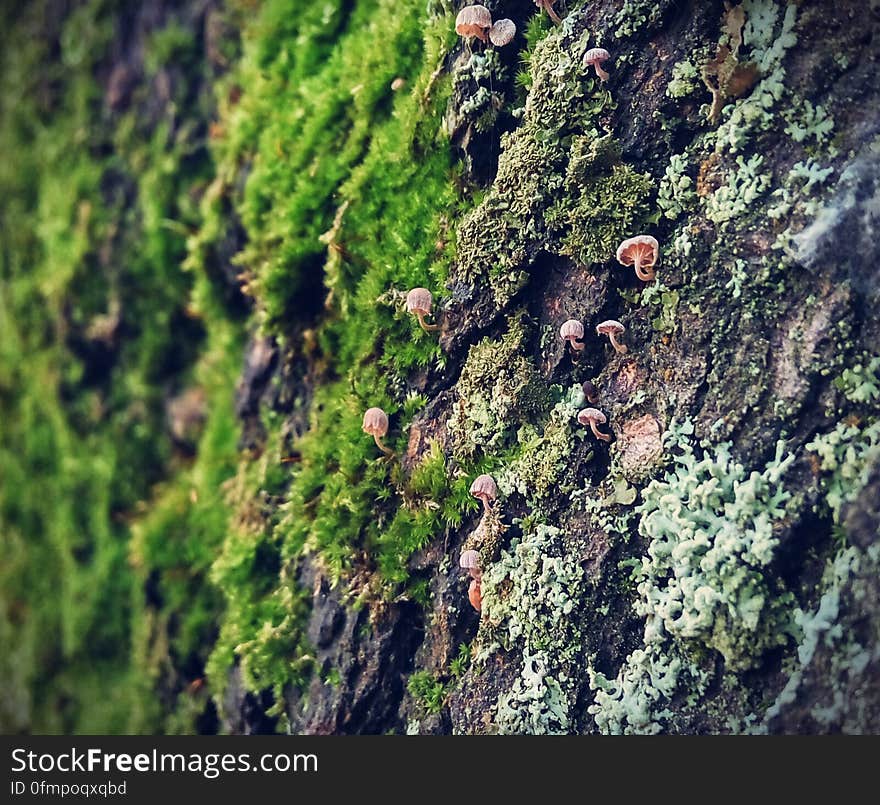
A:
362,407,393,456
406,287,440,332
578,407,612,443
533,0,562,24
460,549,481,580
560,319,585,357
583,48,611,81
468,579,483,613
596,319,628,354
582,380,600,404
488,18,516,47
616,235,660,282
470,474,497,513
455,5,492,42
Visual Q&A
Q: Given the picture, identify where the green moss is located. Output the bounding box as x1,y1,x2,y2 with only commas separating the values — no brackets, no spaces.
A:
145,21,197,75
407,670,449,715
453,30,649,308
448,314,549,460
0,0,242,733
497,385,590,505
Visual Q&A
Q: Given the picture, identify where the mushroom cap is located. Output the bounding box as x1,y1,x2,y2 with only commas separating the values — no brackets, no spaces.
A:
456,5,492,38
616,235,659,266
578,407,607,426
559,318,585,341
489,18,516,47
468,579,482,612
584,47,610,64
469,473,498,501
406,287,433,315
362,407,389,437
596,319,625,336
460,549,480,571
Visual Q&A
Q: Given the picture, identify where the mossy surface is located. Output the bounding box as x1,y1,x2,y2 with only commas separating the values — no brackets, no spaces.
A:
3,0,879,735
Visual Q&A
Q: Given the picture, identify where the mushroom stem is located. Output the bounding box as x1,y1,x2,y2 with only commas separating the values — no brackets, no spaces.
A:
481,497,492,514
635,257,655,282
416,311,440,332
609,333,628,355
543,1,562,24
567,337,584,359
590,422,612,443
373,434,394,457
593,63,609,82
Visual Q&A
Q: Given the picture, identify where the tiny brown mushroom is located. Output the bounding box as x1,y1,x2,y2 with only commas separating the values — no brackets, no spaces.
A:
583,48,611,81
488,18,516,47
469,474,497,514
533,0,562,24
578,407,612,443
460,549,481,580
468,578,483,612
596,319,628,355
560,319,585,357
406,287,440,332
362,407,394,456
616,235,659,282
582,380,600,404
455,5,492,42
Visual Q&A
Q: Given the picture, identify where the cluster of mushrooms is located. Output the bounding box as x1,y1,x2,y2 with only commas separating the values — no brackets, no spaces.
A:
362,236,661,608
564,235,660,444
455,4,613,85
458,474,498,612
454,5,517,47
356,12,663,617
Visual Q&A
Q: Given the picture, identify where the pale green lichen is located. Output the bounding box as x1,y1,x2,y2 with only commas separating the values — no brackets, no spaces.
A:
666,59,702,100
640,281,680,334
832,357,880,406
635,435,797,669
614,0,663,39
454,50,507,132
713,1,798,154
767,159,836,222
657,153,697,220
481,524,585,734
806,419,880,522
589,422,804,734
589,641,710,735
783,99,834,146
703,153,772,227
761,542,880,730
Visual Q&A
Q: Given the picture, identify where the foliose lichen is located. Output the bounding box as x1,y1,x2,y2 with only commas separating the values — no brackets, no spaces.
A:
480,524,585,734
588,422,803,733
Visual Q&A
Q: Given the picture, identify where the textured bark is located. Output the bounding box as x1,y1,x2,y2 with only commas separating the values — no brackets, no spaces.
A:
213,1,880,734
